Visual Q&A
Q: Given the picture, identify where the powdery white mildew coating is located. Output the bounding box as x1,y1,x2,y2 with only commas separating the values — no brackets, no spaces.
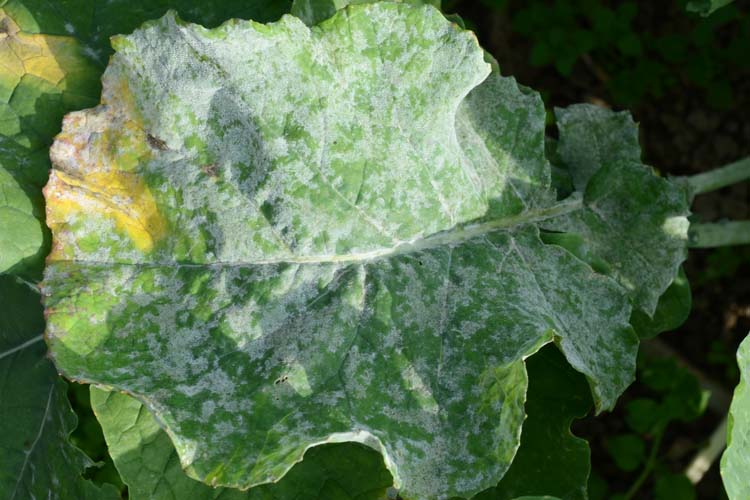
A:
41,4,686,499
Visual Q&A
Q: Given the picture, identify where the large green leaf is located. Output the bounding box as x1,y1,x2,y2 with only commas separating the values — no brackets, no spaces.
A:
475,345,592,500
0,275,119,499
1,0,290,65
722,333,750,499
42,4,687,499
91,386,392,500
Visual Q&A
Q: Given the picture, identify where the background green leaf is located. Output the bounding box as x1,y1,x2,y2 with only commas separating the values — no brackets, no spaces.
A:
0,275,119,499
721,332,750,500
0,165,44,275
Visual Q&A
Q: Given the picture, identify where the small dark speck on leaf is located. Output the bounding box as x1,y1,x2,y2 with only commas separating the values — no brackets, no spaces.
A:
274,375,288,385
146,133,168,151
0,18,17,38
202,163,219,177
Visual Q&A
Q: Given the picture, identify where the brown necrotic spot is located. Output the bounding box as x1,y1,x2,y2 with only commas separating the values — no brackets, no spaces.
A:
202,163,219,177
146,133,168,151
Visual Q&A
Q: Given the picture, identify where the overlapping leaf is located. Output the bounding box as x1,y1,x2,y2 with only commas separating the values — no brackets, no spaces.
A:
91,387,392,500
0,4,98,276
41,3,689,499
722,333,750,500
0,275,119,499
475,345,592,500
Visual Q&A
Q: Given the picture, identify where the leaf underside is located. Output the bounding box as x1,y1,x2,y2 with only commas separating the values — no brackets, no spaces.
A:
42,3,689,499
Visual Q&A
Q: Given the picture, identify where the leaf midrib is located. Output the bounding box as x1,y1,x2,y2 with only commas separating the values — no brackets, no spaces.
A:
47,194,582,267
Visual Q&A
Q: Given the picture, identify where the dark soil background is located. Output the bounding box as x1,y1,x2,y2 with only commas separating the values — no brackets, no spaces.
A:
444,0,750,498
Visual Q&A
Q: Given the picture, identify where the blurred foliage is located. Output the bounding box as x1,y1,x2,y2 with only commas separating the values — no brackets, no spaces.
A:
448,0,750,109
590,353,709,499
694,246,750,285
708,339,742,382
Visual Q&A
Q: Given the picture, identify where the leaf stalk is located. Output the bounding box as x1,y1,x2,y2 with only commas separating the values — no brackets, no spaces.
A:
684,156,750,197
688,221,750,248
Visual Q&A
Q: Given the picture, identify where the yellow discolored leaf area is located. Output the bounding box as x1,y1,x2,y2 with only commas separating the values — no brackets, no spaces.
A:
0,8,97,138
46,75,167,256
1,9,64,90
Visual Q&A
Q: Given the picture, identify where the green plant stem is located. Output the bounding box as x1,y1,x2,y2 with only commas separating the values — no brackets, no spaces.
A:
14,275,41,294
685,416,728,484
685,156,750,196
0,334,44,361
688,221,750,248
623,429,664,500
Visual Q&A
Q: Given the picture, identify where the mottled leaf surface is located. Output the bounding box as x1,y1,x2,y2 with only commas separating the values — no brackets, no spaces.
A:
0,275,119,500
42,4,690,499
722,333,750,500
475,345,592,500
0,0,291,278
91,387,392,500
554,104,641,192
544,104,690,316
